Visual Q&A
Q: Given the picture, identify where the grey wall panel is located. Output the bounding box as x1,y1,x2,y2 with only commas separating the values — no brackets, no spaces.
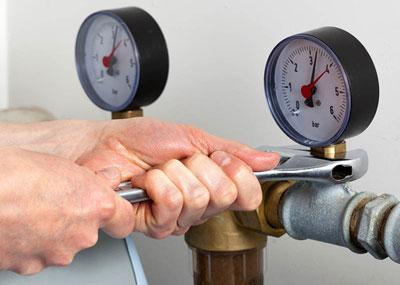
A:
0,233,136,285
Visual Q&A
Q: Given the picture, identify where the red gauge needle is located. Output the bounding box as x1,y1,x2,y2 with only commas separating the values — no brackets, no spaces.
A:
301,65,329,99
102,40,122,68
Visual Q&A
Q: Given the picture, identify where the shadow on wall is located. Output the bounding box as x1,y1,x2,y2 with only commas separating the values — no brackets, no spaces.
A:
0,107,55,123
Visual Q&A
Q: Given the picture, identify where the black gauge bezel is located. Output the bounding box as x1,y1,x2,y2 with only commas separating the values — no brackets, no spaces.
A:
264,27,379,147
76,7,169,112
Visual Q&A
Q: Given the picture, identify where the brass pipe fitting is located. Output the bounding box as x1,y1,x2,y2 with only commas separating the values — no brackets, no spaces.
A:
112,108,143,119
184,175,294,284
234,181,293,238
185,211,266,252
185,181,294,251
310,141,346,160
264,181,293,230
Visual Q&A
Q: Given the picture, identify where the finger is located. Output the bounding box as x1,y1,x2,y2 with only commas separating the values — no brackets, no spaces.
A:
211,151,262,211
96,167,122,188
183,153,237,218
188,127,280,171
97,168,137,237
78,143,149,181
101,195,136,239
193,217,209,226
207,136,280,171
91,168,135,238
159,159,210,230
172,226,190,236
131,169,183,239
12,258,45,276
43,247,75,268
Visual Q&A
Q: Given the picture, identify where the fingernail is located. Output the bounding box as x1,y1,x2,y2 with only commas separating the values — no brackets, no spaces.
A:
269,152,281,167
211,151,231,166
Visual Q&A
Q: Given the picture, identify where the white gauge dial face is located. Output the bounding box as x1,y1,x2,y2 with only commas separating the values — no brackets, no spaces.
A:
271,38,350,144
83,14,139,108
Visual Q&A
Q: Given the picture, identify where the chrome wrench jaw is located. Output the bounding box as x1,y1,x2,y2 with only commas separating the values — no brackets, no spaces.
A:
117,146,369,203
254,147,368,184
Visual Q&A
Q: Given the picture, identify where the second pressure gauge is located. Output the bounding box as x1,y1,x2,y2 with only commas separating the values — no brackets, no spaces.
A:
265,27,379,147
76,7,169,112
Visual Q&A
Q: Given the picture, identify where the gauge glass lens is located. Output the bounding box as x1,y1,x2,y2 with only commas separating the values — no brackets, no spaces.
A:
78,14,139,110
267,37,350,146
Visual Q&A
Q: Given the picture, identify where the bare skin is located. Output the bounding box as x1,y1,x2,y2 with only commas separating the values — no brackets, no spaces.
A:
0,118,279,274
0,148,134,275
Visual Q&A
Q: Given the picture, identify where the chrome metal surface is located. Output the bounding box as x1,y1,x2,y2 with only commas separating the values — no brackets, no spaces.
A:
118,146,368,203
117,182,149,203
255,146,368,184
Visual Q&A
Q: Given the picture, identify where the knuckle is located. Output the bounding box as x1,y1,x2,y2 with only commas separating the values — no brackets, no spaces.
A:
249,189,263,209
109,221,135,239
99,195,117,220
239,185,263,211
185,153,207,167
78,232,99,249
115,229,133,239
149,220,176,237
173,227,189,236
156,181,183,210
148,169,184,209
14,261,44,276
164,192,183,210
162,159,183,172
68,231,93,250
189,187,210,210
147,168,164,180
229,163,247,178
234,172,262,210
148,229,174,240
146,169,165,186
46,252,74,267
86,234,99,248
240,194,262,211
215,180,237,207
193,218,209,226
53,255,74,267
230,165,252,182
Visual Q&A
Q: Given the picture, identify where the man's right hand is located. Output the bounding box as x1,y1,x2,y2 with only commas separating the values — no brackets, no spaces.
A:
0,147,133,275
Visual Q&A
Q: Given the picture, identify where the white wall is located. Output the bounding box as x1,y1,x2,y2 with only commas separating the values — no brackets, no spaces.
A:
7,0,400,284
0,0,8,108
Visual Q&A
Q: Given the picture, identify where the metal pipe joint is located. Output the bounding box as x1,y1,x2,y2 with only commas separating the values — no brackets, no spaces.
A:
247,181,400,263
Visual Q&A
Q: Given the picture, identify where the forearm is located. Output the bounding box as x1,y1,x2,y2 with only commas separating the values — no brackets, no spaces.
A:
0,120,105,160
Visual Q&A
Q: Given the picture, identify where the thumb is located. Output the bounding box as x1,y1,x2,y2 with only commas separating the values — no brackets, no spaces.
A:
197,131,280,172
96,167,122,188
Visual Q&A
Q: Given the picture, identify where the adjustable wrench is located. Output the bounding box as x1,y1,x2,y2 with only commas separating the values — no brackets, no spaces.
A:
117,146,368,203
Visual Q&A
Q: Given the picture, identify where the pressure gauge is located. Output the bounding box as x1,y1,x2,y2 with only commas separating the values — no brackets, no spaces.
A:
75,7,169,112
264,27,379,147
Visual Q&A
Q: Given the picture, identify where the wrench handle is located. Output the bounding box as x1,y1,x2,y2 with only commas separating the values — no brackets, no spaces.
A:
117,171,278,203
118,187,150,203
117,182,150,203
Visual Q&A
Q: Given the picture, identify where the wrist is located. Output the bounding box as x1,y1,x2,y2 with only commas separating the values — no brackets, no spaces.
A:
0,120,107,160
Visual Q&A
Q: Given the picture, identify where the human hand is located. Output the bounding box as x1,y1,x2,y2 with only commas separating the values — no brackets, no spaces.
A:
0,148,134,275
77,118,280,238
